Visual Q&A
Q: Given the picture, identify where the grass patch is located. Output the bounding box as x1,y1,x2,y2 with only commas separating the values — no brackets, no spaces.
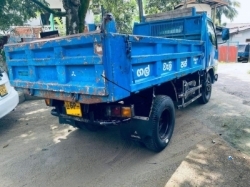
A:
248,70,250,74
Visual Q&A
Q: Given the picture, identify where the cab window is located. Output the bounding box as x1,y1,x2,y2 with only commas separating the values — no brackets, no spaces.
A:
207,21,217,48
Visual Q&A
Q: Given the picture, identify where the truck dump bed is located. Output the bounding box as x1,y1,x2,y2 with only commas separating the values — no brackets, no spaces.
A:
4,14,205,104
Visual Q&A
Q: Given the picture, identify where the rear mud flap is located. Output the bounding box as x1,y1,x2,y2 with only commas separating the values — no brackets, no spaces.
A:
120,116,153,142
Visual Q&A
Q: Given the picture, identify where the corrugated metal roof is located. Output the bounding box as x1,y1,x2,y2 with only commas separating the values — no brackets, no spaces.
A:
226,23,250,34
176,0,228,8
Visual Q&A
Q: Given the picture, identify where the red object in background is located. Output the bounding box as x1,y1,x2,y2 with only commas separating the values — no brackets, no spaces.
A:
218,45,238,62
111,106,121,116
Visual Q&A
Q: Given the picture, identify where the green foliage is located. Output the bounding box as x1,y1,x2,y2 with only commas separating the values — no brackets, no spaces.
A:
144,0,182,14
92,0,138,34
0,0,50,32
216,0,240,25
0,0,240,35
91,0,182,33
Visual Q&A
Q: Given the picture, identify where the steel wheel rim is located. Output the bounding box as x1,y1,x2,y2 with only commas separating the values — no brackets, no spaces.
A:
205,76,212,98
158,109,170,140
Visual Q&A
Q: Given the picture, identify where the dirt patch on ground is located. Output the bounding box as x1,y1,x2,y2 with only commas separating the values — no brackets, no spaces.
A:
0,63,250,187
166,138,250,187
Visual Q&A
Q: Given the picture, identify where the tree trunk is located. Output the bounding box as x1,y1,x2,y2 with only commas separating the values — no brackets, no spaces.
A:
62,0,81,35
79,0,91,33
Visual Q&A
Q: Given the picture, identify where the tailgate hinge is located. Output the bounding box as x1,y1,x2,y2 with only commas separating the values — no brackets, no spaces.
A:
125,35,131,58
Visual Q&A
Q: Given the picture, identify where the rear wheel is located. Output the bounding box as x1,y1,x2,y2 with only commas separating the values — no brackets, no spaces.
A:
198,73,212,104
144,95,175,152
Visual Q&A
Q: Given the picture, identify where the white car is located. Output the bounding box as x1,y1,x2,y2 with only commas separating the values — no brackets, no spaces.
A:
0,67,19,118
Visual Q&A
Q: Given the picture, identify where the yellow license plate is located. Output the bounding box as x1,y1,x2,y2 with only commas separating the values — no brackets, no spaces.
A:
0,84,8,97
65,101,82,117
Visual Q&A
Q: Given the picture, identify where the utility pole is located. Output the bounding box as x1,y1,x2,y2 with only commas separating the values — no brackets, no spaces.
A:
213,5,217,23
184,0,187,8
137,0,144,23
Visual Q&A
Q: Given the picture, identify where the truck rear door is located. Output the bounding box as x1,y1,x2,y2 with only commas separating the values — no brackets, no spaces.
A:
4,33,108,104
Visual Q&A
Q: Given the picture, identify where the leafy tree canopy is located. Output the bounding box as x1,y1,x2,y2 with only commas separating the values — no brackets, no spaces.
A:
216,0,240,25
0,0,50,32
0,0,241,34
91,0,183,33
144,0,182,14
92,0,138,33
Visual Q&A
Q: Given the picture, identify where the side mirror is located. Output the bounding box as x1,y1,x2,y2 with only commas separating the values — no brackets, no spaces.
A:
222,28,229,41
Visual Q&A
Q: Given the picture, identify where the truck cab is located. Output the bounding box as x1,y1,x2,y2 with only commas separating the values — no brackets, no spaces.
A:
238,43,249,62
133,7,222,83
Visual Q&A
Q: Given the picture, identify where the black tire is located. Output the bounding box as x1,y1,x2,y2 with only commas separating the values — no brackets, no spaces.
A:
198,73,212,104
144,95,175,152
75,121,101,132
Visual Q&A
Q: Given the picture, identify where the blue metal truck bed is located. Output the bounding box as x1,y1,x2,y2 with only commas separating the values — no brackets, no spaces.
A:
4,14,205,104
4,6,228,152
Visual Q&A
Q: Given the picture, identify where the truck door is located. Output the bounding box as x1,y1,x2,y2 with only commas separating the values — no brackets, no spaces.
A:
206,20,218,70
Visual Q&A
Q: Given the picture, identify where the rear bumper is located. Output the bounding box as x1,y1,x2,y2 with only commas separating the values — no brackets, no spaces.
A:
52,109,152,141
51,109,130,126
0,87,19,118
238,57,248,61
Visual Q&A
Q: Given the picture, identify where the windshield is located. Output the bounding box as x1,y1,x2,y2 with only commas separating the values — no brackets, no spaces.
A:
246,44,249,52
238,45,247,52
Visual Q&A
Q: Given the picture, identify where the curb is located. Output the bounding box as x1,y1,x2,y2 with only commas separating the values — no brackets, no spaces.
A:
24,94,42,101
18,91,42,104
18,91,25,104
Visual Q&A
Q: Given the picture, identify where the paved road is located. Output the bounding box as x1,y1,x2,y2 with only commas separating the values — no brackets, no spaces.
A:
0,63,250,187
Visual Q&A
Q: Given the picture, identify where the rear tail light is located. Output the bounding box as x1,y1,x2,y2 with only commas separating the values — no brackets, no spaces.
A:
121,107,132,118
112,106,121,116
45,99,52,106
106,106,133,118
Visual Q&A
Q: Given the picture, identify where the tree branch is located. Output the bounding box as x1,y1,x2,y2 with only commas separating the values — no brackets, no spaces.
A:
31,0,67,16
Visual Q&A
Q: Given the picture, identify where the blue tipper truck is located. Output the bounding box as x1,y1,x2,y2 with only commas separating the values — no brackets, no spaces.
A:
4,7,229,152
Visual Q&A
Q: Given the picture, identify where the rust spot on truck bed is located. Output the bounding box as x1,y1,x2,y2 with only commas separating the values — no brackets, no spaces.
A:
40,90,104,104
94,43,103,56
133,36,143,42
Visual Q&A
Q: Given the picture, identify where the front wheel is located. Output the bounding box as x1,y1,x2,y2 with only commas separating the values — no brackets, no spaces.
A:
144,95,175,152
198,73,212,104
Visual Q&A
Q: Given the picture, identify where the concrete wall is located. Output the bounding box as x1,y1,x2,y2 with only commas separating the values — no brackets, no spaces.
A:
48,0,64,10
177,3,212,19
187,4,212,19
229,29,250,44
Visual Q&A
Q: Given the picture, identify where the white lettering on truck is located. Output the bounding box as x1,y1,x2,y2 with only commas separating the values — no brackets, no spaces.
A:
163,61,173,72
193,57,199,65
137,65,150,77
181,59,188,68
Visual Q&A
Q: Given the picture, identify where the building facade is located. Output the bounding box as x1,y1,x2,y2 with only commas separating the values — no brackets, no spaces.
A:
26,0,94,35
218,23,250,44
